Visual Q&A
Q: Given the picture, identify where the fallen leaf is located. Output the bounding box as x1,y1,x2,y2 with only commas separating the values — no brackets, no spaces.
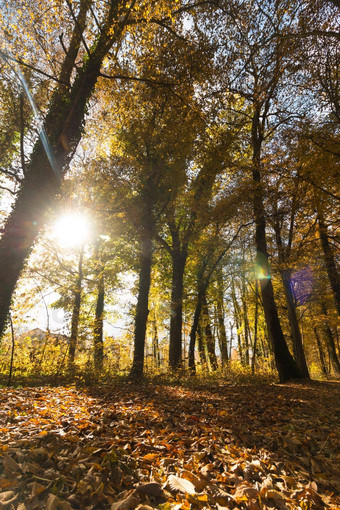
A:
135,482,163,498
168,476,196,495
111,494,139,510
2,454,20,473
0,490,18,507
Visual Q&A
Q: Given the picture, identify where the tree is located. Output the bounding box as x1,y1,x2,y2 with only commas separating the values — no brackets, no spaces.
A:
0,0,178,337
207,0,307,381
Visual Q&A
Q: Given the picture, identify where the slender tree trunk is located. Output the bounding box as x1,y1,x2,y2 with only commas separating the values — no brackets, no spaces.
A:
152,312,160,370
281,269,310,378
252,113,302,382
188,283,205,373
169,250,186,370
7,314,15,387
216,272,228,365
68,247,84,367
202,295,218,371
313,326,328,376
229,322,234,359
320,302,340,375
231,282,244,363
251,280,259,374
93,273,105,372
317,208,340,316
0,0,129,337
130,234,153,380
241,288,250,365
197,323,207,370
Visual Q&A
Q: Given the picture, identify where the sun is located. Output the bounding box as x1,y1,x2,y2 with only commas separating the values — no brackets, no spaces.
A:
53,212,90,248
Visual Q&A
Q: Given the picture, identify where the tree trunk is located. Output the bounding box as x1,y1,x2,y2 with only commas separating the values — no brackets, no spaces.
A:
197,323,207,370
93,273,105,372
68,248,84,367
281,269,310,378
251,280,259,374
169,250,186,370
202,295,218,371
0,0,129,337
188,283,205,373
231,282,244,364
320,302,340,375
241,285,250,365
252,113,302,382
152,312,160,370
317,208,340,316
313,326,328,376
130,234,153,380
216,271,228,365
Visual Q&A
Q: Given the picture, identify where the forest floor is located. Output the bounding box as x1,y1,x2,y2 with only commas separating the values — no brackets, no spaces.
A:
0,379,339,510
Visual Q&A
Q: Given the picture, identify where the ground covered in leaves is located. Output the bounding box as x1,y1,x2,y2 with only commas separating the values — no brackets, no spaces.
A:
0,380,339,510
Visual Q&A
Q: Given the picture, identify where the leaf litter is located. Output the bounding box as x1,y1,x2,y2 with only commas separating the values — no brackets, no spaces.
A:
0,380,339,509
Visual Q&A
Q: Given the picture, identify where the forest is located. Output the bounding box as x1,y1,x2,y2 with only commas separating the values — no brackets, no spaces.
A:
0,0,339,509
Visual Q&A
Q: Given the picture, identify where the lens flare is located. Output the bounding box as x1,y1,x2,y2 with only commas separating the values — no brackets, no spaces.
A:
53,213,90,248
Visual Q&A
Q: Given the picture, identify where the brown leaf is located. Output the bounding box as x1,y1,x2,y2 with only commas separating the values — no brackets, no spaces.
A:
234,483,259,502
135,482,163,498
111,494,139,510
2,454,20,473
181,470,208,491
143,453,158,463
30,481,47,498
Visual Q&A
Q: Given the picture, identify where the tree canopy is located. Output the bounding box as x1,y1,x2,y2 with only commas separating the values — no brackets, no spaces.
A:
0,0,339,384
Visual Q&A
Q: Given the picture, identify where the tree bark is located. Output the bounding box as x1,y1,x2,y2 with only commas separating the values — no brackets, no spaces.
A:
130,234,153,380
152,313,160,370
188,281,205,373
93,273,105,372
197,323,207,369
313,326,328,376
252,110,302,382
169,248,186,370
317,208,340,317
68,247,84,367
216,271,228,365
320,302,340,375
202,295,218,371
281,269,310,378
241,276,250,366
251,280,259,374
231,282,244,364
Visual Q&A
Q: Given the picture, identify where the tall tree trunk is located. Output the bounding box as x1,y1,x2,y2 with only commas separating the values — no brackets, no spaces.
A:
231,282,244,363
281,269,310,378
252,112,302,382
317,207,340,316
130,234,153,380
216,271,228,365
169,250,186,370
251,280,259,374
0,0,130,337
313,326,328,376
320,302,340,375
202,295,218,371
152,312,160,370
93,273,105,372
197,323,207,370
241,280,250,365
68,248,84,367
188,282,205,373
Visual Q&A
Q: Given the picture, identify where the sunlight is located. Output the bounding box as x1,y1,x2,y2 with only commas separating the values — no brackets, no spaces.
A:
53,212,90,248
